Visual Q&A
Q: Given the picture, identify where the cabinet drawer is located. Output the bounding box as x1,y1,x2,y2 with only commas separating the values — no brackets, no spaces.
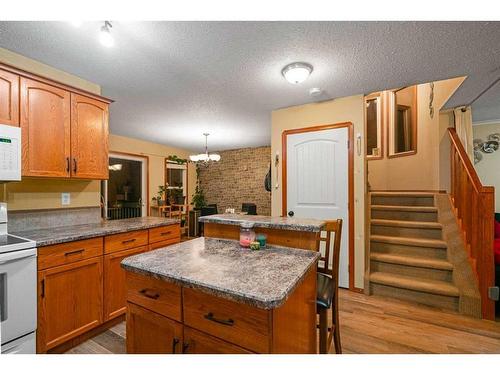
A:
149,225,180,244
104,230,148,254
183,327,252,354
125,271,181,322
148,237,180,251
183,288,270,353
38,237,103,270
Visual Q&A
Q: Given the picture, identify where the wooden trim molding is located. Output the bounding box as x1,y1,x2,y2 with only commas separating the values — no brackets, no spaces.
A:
365,92,384,160
281,122,356,290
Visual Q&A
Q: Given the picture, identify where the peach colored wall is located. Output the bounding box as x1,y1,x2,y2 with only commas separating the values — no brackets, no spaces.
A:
367,77,466,191
271,95,366,289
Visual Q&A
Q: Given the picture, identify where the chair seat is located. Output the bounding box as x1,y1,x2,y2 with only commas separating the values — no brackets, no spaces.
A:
316,273,334,309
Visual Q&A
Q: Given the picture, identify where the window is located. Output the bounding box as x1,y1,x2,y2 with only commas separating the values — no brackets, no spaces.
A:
365,93,382,158
165,161,187,205
101,153,148,220
388,85,417,157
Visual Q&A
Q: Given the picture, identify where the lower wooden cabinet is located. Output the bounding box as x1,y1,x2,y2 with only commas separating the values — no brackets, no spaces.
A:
103,245,148,321
126,303,183,354
37,257,103,352
183,327,252,354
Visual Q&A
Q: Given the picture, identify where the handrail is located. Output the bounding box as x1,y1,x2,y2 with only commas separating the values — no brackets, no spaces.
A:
448,127,495,320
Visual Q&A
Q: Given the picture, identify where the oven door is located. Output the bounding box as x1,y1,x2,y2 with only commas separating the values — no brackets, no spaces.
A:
0,248,37,345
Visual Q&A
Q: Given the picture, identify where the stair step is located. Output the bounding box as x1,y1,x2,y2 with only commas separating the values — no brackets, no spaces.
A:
371,205,437,212
370,253,453,270
371,219,442,229
370,192,435,197
371,235,447,249
371,192,435,207
370,272,459,297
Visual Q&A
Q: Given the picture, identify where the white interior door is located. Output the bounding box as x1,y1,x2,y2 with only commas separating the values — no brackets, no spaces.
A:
286,127,349,288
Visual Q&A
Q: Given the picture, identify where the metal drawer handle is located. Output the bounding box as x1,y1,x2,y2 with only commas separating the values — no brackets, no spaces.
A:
65,249,84,256
182,343,189,353
204,312,235,326
172,338,179,353
160,231,172,236
122,239,136,244
139,288,160,300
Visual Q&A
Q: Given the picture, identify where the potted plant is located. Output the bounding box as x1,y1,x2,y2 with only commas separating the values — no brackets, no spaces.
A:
152,185,167,206
191,165,206,210
166,155,188,165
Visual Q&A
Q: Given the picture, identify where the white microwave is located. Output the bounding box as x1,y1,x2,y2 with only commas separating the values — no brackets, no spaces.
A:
0,124,21,181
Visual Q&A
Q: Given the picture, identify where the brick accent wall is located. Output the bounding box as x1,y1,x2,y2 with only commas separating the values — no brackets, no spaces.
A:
198,146,271,215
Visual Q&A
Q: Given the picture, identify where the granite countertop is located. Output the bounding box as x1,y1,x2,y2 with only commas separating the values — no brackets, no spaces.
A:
121,237,320,309
12,216,179,247
198,214,326,232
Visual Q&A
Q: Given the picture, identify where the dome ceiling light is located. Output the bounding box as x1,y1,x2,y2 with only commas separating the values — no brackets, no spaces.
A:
189,133,221,163
281,62,313,84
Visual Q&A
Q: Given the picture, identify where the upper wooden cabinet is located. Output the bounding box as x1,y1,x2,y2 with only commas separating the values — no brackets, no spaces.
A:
0,70,19,126
71,94,109,179
20,77,71,177
0,64,111,179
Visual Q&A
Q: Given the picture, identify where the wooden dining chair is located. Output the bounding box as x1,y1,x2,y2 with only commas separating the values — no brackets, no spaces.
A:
317,219,343,354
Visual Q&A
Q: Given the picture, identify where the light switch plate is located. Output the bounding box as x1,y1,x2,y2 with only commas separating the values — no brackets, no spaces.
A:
61,193,71,205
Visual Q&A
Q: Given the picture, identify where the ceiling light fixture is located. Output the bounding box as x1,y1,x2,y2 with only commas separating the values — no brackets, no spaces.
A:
281,62,313,84
99,21,114,47
189,133,221,163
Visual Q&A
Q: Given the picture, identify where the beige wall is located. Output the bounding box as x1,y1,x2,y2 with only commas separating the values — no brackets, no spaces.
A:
368,77,466,191
109,134,196,210
473,123,500,212
271,95,366,289
198,146,271,215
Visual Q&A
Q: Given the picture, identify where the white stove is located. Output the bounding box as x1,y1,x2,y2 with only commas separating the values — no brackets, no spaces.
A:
0,203,37,354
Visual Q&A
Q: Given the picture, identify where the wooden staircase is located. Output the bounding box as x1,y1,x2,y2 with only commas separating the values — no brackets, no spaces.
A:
368,192,460,311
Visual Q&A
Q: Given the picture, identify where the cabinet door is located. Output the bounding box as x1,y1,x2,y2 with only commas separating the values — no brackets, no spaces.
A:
183,327,252,354
126,303,183,354
20,77,71,177
37,257,103,352
70,93,109,179
0,69,19,126
103,245,147,322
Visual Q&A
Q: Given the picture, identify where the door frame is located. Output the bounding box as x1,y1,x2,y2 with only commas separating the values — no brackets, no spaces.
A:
281,122,355,290
103,151,150,217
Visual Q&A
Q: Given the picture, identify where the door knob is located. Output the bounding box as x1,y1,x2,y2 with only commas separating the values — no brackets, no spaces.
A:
288,210,294,217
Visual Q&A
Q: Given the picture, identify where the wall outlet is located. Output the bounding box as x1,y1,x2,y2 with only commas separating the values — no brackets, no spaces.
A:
61,193,71,205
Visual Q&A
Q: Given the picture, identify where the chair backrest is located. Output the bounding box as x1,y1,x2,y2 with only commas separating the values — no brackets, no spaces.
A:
242,203,257,215
207,203,218,214
201,206,218,217
317,219,343,287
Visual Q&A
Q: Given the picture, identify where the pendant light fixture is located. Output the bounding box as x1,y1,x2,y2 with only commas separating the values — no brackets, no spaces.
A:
189,133,221,163
281,62,313,84
99,21,114,47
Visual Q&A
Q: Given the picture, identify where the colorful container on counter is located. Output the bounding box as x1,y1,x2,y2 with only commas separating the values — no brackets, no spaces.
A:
239,221,256,247
256,233,267,248
250,241,260,250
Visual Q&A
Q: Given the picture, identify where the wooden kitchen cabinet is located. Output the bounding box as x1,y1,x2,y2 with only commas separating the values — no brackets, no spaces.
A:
0,69,19,126
183,327,252,354
126,303,183,354
20,77,71,177
70,93,109,179
103,245,148,322
37,256,103,352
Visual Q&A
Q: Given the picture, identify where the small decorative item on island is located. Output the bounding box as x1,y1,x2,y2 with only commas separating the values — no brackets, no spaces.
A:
256,233,267,248
225,207,235,214
250,241,260,250
239,221,256,247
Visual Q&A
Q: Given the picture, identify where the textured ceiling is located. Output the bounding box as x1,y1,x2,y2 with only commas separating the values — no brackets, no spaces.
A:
0,21,499,151
472,80,500,123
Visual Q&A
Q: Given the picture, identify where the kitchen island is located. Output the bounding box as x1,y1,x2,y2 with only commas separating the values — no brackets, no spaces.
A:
121,237,320,354
199,214,326,250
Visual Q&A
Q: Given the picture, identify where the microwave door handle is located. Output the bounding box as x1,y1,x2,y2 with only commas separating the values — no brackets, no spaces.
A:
0,272,6,322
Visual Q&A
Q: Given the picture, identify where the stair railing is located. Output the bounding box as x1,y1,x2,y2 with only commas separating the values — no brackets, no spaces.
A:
448,127,495,320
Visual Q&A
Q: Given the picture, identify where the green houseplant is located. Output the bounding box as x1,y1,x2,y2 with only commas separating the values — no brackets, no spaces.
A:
152,185,167,206
191,165,206,210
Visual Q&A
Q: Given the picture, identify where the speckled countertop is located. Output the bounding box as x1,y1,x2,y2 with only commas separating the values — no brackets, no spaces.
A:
198,214,326,232
121,237,319,309
12,217,179,247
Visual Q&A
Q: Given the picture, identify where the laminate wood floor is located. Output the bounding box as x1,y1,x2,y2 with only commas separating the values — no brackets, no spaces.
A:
65,289,500,354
